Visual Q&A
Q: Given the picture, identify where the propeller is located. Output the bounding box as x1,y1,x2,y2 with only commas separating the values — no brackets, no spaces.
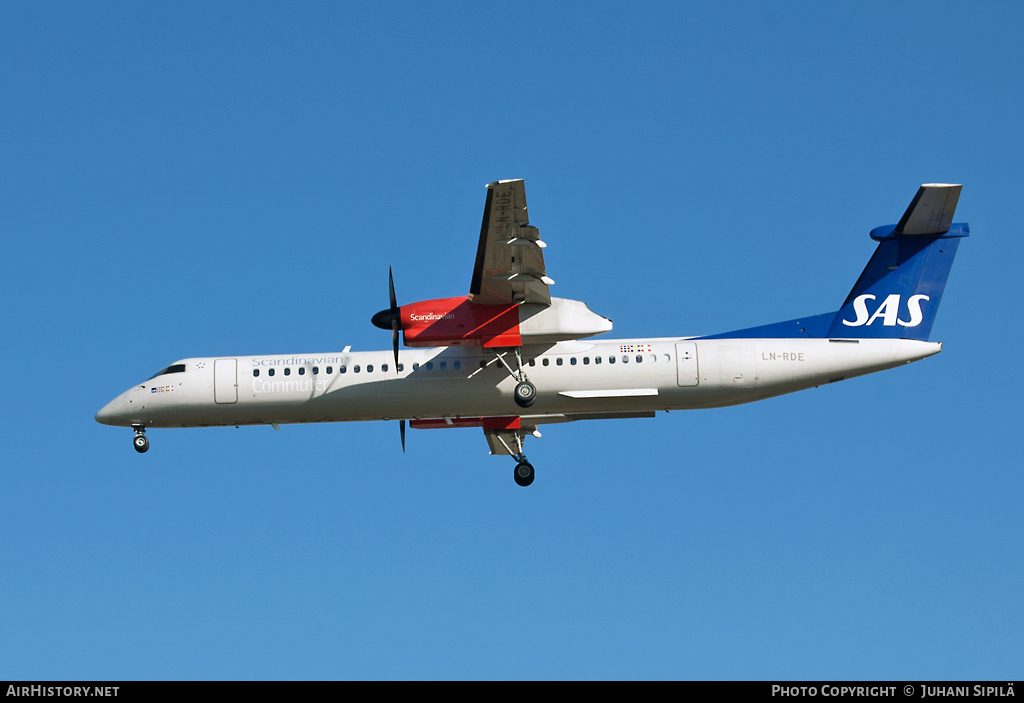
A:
370,266,402,368
371,268,407,454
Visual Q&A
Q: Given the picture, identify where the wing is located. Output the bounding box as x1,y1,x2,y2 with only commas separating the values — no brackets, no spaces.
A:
469,179,553,307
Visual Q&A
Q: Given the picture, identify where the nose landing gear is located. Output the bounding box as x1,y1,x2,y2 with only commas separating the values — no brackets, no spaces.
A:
132,425,149,453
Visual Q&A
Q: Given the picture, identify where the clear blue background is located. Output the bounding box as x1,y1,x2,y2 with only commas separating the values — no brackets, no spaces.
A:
2,2,1020,680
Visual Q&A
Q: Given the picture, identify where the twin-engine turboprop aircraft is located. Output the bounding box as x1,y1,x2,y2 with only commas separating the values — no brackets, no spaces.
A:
96,180,968,486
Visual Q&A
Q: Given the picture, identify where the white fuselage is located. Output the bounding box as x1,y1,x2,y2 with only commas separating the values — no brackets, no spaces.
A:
95,336,941,429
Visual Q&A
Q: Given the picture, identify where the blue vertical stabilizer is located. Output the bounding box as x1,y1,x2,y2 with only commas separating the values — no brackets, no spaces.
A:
827,184,967,341
699,184,968,342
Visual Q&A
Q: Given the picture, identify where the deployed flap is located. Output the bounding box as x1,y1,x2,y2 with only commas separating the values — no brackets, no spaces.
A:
485,429,527,456
480,412,655,455
895,184,962,235
469,179,552,306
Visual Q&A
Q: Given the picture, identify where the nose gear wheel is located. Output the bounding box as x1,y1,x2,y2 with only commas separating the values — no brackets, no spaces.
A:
132,425,149,454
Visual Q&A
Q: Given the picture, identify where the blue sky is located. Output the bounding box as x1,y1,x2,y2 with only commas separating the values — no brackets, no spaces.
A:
2,2,1021,680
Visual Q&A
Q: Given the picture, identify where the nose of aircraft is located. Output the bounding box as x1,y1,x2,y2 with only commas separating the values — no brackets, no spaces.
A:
94,395,128,426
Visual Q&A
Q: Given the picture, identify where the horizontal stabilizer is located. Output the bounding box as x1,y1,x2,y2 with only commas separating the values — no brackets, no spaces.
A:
895,184,962,235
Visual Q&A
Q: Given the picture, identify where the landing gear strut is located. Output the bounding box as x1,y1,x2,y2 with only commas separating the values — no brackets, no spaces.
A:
494,348,536,408
132,425,149,454
490,430,536,487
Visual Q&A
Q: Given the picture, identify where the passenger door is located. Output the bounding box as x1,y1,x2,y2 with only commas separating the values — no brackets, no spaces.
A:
214,358,238,404
675,342,699,387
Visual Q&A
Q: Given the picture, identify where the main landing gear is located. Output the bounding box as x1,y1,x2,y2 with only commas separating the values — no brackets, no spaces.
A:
513,458,535,487
489,429,536,487
514,380,537,408
484,350,539,485
493,348,536,408
132,425,149,453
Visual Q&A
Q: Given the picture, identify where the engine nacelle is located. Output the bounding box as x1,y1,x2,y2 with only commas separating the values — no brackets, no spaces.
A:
399,296,612,348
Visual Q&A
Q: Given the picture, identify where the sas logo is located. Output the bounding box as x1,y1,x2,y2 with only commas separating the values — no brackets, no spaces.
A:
842,294,929,328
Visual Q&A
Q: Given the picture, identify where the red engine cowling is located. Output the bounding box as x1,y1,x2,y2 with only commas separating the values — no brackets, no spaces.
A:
400,297,521,347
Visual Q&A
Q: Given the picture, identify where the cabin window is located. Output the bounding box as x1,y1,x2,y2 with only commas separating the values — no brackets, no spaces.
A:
595,356,602,365
284,368,291,376
583,357,590,365
570,357,577,365
312,367,318,375
453,361,461,370
556,358,563,366
542,358,549,367
425,362,433,370
354,366,361,373
635,355,643,363
528,360,535,367
622,356,629,364
367,365,373,373
397,363,404,372
440,362,447,370
608,356,615,364
340,366,347,374
298,367,305,375
253,369,259,377
382,364,388,372
326,366,332,374
268,368,275,376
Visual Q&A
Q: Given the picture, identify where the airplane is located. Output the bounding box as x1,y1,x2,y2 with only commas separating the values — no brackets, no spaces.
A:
95,180,968,486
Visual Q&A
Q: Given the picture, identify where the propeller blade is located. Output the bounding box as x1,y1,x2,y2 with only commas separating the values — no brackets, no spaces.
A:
389,267,400,366
392,320,400,367
388,266,397,310
399,419,406,453
371,267,403,366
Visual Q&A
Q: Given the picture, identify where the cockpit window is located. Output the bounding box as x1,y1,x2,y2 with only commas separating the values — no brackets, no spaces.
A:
148,363,186,379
